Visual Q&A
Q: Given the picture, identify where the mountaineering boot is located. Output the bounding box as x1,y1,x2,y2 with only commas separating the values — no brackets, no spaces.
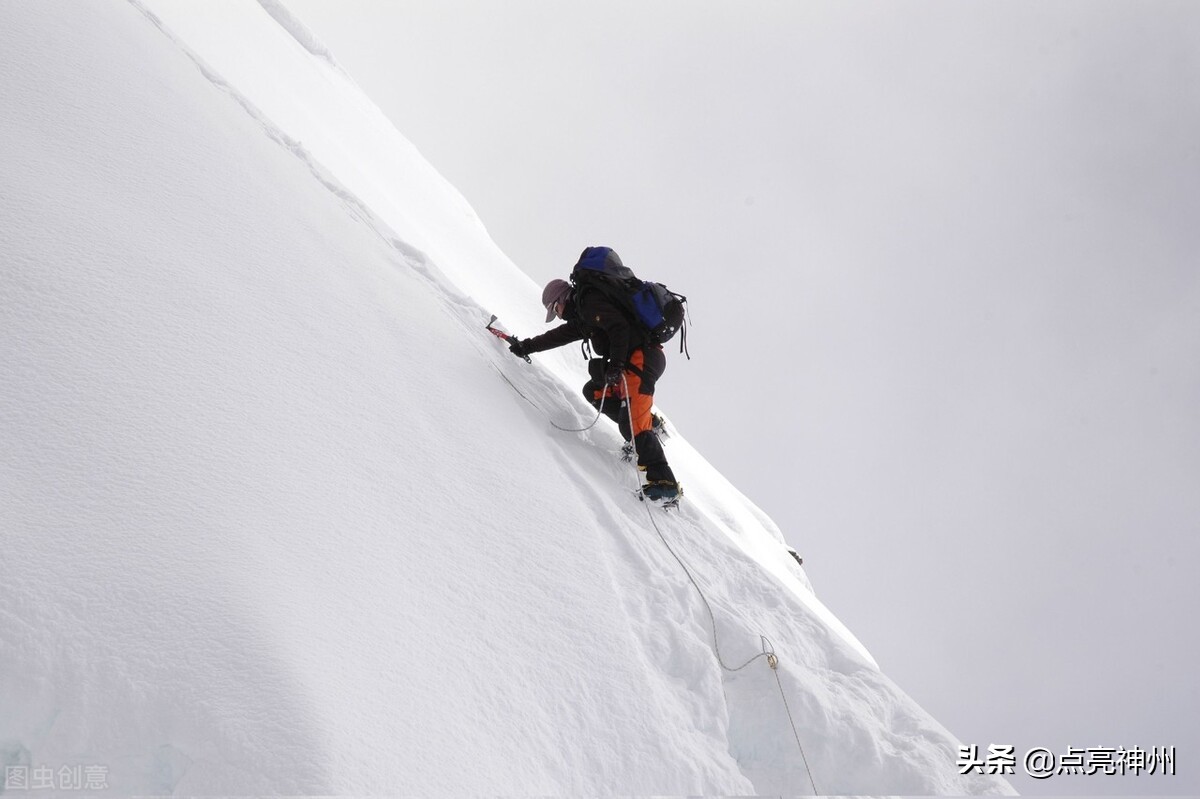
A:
642,480,681,502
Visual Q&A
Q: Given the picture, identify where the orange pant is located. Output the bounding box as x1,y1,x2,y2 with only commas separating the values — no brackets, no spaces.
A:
593,349,655,437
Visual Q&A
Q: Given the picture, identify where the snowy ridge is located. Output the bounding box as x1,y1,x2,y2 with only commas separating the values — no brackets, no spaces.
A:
0,1,1014,794
254,0,341,67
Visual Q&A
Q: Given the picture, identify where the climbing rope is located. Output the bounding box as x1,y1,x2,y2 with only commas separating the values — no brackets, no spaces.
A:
492,358,818,793
772,659,819,794
620,375,819,794
491,363,607,433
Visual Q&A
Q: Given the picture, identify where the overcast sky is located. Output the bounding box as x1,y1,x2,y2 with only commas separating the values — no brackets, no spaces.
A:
282,1,1199,793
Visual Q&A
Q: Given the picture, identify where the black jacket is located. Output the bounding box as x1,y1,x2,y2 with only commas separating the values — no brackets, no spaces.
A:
521,289,636,365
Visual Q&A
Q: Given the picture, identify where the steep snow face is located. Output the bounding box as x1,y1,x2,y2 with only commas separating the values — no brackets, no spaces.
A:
136,0,877,668
0,1,1012,795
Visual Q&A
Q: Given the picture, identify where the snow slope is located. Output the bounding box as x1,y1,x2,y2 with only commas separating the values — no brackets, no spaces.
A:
0,1,1013,794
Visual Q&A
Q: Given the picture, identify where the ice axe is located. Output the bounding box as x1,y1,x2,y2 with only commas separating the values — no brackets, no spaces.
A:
486,314,530,362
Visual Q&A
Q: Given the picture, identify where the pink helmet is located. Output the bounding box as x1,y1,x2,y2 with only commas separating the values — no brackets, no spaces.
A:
541,278,571,322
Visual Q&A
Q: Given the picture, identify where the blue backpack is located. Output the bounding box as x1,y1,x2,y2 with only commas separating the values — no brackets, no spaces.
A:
570,246,689,355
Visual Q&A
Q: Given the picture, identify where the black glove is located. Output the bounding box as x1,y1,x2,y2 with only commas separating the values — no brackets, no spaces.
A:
603,361,625,387
508,337,531,359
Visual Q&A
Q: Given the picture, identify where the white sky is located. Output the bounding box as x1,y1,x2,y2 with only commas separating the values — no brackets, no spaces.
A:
283,1,1199,793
